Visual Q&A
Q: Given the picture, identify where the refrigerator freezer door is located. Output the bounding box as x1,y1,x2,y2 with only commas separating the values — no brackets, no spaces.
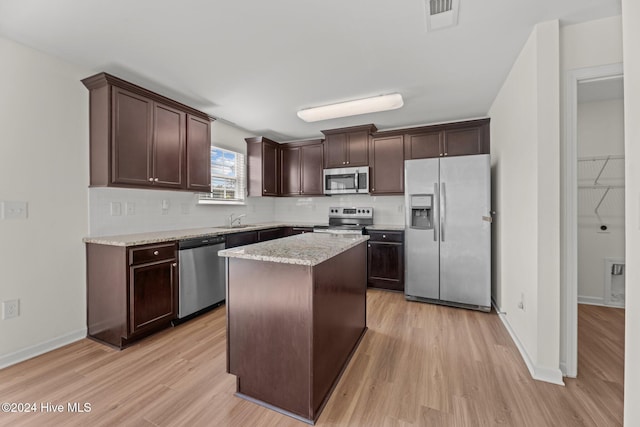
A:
439,154,491,307
405,158,440,300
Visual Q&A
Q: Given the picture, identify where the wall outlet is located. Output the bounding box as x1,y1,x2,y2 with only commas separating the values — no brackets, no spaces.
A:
125,202,135,216
110,202,122,216
2,299,20,319
1,201,28,220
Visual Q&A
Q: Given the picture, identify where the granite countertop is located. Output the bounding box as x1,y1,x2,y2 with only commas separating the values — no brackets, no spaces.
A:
218,233,370,266
83,222,320,246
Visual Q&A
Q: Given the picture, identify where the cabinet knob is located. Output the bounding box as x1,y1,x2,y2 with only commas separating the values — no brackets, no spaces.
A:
264,189,267,192
154,178,159,182
383,234,386,239
444,153,448,156
368,244,371,248
153,251,159,255
346,161,350,164
372,188,375,191
172,262,177,267
148,178,154,182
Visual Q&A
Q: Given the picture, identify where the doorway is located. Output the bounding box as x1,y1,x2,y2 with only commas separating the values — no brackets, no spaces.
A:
562,63,624,378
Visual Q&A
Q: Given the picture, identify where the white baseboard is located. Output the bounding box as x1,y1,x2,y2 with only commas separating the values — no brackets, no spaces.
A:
578,296,606,306
0,328,87,370
493,304,565,386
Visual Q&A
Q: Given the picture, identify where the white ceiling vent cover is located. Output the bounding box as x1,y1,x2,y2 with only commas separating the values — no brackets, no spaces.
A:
425,0,460,31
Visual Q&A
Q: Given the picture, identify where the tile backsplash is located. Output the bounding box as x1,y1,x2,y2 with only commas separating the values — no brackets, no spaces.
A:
88,187,275,236
88,188,405,236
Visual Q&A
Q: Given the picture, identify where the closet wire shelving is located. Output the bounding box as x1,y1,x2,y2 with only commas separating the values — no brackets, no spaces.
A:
577,155,625,228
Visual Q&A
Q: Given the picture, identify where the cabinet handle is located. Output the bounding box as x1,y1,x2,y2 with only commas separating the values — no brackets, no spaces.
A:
148,177,154,182
153,251,159,255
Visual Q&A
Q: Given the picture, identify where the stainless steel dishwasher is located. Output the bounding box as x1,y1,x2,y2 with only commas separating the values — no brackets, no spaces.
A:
177,235,226,320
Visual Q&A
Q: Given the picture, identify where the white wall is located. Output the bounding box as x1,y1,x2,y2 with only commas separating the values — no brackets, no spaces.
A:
622,0,640,423
559,15,623,375
0,37,89,368
489,20,563,384
577,99,625,304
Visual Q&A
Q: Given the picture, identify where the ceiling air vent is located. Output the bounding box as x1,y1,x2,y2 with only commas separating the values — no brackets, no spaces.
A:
425,0,459,31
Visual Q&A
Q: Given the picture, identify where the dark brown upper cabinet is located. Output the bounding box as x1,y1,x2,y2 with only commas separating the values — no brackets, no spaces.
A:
82,72,213,192
404,118,490,160
186,115,212,192
280,140,324,196
246,136,280,196
369,135,404,195
322,124,377,168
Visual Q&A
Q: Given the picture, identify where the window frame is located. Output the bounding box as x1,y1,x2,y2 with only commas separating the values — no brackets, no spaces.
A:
198,145,246,205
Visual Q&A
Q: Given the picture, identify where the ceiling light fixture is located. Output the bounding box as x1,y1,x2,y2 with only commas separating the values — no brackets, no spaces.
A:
297,93,404,122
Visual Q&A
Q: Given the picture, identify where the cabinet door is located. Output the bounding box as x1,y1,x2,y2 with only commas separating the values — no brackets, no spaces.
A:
324,133,347,168
370,135,404,194
129,259,177,335
281,146,301,196
443,126,486,157
112,87,153,186
258,228,286,242
346,130,369,166
405,131,442,159
186,115,211,192
226,231,258,248
263,141,279,196
300,143,324,195
367,241,404,291
153,102,185,188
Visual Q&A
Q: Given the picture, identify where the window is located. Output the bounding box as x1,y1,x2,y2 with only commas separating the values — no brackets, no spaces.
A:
199,146,246,204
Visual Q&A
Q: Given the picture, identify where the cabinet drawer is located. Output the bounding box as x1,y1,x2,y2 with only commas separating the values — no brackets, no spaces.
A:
367,231,404,243
129,243,176,265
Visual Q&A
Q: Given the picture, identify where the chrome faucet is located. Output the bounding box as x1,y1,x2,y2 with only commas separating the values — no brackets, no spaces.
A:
229,213,246,227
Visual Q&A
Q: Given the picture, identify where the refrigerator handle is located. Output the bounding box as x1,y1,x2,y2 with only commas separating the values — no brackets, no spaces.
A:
434,183,439,242
441,182,446,242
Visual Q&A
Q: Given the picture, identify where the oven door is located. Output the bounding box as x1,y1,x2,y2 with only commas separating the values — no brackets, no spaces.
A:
323,167,369,195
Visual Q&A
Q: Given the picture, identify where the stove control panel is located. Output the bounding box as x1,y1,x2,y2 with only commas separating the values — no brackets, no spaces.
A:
329,207,373,218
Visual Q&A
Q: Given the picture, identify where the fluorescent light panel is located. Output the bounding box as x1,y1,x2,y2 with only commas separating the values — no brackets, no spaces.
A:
297,93,404,122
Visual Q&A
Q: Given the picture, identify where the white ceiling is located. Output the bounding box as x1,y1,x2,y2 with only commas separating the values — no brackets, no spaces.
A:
0,0,621,141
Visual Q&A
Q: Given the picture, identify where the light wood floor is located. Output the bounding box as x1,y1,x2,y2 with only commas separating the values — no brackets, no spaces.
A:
0,291,624,426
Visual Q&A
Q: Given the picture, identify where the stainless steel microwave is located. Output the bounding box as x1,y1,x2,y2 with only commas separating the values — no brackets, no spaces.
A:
323,167,369,195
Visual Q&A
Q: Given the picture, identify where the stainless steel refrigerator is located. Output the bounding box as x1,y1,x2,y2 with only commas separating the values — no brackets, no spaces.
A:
404,154,491,311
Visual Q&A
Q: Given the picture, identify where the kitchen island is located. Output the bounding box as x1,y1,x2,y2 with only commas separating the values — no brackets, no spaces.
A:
219,233,369,424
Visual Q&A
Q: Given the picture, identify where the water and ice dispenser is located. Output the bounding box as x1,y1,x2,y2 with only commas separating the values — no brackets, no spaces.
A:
410,194,434,229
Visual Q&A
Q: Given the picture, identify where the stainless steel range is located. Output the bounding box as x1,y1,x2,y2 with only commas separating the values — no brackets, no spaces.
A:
313,207,373,235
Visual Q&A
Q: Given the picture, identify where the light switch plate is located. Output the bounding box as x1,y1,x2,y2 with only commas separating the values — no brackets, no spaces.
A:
110,202,122,216
1,201,28,220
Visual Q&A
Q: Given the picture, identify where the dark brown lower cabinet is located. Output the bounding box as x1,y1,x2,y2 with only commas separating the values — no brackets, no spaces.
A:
257,227,286,242
284,226,314,236
86,242,178,349
367,230,404,291
225,231,258,248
